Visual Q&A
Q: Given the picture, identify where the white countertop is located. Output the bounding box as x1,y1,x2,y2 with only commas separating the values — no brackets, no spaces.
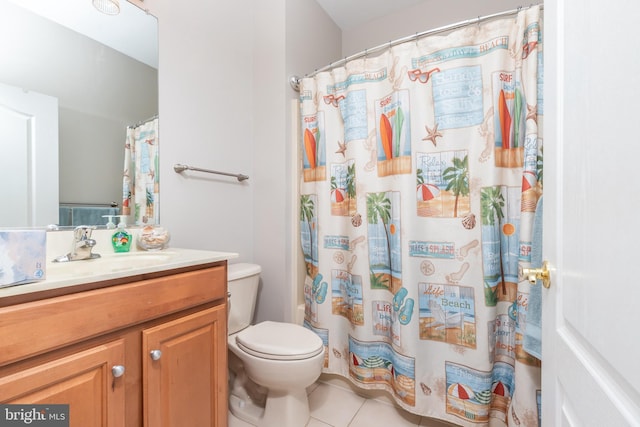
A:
0,247,238,300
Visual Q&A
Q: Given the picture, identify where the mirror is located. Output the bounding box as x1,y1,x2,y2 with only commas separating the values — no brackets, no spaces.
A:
0,0,158,228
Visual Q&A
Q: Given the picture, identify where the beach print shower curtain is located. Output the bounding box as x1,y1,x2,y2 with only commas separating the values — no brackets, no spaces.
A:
299,6,543,426
122,117,160,225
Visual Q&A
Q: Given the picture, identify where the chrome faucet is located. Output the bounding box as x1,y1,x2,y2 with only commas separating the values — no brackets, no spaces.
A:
53,226,101,262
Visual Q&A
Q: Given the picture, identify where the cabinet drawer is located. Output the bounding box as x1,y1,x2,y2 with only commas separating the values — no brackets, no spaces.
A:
0,266,226,367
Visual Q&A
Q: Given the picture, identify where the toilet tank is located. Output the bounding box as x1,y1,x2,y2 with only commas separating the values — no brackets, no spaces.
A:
227,263,262,335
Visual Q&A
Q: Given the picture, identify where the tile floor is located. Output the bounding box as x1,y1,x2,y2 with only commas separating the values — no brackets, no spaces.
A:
229,375,460,427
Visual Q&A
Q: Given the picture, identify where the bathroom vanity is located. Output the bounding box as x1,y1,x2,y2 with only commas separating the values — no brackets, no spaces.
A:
0,247,237,427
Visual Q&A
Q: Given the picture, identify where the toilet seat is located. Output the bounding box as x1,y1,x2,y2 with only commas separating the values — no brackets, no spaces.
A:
236,321,323,361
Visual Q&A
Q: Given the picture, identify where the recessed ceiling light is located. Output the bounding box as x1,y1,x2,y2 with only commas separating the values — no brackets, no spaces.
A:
92,0,120,15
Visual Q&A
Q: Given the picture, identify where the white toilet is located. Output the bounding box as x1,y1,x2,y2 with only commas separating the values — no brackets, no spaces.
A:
227,263,324,427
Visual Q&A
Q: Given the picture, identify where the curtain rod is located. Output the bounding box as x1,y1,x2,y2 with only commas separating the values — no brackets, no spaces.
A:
129,114,159,129
290,3,543,91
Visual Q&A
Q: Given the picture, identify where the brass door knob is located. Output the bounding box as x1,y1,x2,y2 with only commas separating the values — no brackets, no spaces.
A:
522,261,551,288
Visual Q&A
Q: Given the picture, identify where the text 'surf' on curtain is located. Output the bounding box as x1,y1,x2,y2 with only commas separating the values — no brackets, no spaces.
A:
299,6,543,427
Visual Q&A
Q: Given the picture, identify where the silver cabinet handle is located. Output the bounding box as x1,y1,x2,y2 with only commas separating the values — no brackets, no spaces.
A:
150,350,162,361
112,365,125,378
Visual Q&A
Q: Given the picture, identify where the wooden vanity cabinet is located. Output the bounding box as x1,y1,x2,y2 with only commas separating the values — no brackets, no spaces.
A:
0,263,228,427
0,340,126,426
143,305,227,427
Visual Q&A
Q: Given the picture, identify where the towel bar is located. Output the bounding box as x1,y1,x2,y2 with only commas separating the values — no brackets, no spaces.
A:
173,164,249,182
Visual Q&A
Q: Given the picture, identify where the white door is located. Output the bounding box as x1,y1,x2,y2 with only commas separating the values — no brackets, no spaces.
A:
543,1,640,425
0,82,58,227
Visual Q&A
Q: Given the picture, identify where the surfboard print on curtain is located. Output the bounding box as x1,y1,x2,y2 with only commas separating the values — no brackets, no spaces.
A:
298,7,543,426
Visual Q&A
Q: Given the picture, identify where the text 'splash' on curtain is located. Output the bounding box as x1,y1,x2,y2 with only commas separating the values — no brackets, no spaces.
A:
299,6,542,427
122,117,160,226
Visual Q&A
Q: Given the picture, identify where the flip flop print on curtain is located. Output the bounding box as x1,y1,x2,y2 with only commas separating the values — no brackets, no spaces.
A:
298,6,543,426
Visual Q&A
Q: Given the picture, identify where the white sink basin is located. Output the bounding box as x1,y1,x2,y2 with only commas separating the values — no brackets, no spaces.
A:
47,250,181,279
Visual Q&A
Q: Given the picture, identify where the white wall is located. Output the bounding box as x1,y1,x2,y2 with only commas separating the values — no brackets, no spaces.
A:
251,0,288,322
150,0,255,264
239,0,341,323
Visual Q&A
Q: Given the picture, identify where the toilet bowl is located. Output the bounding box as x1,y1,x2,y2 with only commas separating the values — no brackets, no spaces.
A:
227,264,324,427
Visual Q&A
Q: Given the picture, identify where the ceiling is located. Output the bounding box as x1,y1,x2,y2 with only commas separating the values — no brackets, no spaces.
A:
314,0,428,30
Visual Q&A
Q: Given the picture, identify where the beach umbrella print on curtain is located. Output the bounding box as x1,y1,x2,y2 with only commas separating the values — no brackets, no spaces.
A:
331,188,346,203
298,6,543,425
352,353,363,366
492,381,511,397
416,183,440,201
522,170,537,191
448,383,475,400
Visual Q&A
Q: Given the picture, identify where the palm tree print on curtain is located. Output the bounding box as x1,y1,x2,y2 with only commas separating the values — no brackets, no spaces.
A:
298,7,542,426
481,186,520,304
367,191,402,295
300,194,318,277
416,151,469,218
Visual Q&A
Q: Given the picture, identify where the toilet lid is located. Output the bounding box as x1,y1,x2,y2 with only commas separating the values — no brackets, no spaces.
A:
236,321,324,361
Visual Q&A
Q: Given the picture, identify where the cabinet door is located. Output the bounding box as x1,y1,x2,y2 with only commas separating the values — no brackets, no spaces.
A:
143,305,228,427
0,339,126,427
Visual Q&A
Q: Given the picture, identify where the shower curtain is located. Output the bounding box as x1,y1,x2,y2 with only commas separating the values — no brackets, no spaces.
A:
299,6,542,426
122,117,160,225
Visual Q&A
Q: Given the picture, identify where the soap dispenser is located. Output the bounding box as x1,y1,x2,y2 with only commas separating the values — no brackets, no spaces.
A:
111,216,132,253
102,215,116,229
